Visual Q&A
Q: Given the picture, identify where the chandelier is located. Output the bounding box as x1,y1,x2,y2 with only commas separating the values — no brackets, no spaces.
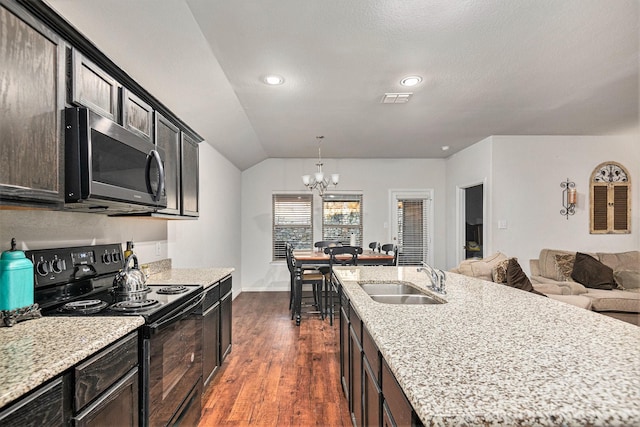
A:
301,136,339,196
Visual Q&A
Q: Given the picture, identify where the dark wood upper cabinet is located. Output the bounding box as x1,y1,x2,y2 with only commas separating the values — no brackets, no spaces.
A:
71,49,119,121
122,88,153,142
0,1,65,206
155,112,181,215
181,133,199,217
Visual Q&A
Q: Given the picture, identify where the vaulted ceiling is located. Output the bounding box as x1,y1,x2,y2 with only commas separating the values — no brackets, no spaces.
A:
47,0,639,170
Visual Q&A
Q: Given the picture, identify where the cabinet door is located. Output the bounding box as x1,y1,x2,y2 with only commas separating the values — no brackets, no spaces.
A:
0,375,67,427
122,88,153,142
73,368,139,427
382,360,413,427
340,304,350,401
0,2,64,206
155,113,181,215
350,324,363,427
220,291,232,363
71,49,119,121
180,133,199,217
203,301,220,386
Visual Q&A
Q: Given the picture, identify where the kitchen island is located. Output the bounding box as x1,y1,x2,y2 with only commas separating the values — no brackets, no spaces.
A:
334,266,640,426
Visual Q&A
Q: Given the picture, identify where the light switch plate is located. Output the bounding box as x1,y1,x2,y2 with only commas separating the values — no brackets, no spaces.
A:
498,220,508,229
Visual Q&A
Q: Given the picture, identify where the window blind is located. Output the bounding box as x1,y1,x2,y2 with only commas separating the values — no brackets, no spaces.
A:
272,194,313,260
322,194,363,247
396,198,430,266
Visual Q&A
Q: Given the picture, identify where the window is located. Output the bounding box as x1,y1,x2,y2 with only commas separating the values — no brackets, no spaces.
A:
394,195,431,266
590,162,631,234
322,194,363,246
272,194,313,260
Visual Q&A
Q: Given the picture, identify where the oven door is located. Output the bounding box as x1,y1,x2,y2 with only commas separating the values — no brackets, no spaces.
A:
142,293,204,427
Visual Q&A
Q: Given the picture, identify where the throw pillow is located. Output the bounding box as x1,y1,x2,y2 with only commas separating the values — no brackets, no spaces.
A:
492,258,513,284
614,270,640,290
506,258,546,296
570,252,615,290
554,253,576,281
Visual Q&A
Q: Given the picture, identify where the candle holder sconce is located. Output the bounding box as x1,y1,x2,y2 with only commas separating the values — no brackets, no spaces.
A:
560,178,577,219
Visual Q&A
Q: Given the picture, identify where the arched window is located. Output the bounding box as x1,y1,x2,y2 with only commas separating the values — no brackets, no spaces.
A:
590,161,631,234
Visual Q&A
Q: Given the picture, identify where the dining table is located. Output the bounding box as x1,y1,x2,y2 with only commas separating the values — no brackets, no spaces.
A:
291,249,395,325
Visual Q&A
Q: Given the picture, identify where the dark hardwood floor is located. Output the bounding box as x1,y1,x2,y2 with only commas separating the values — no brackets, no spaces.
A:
199,291,352,427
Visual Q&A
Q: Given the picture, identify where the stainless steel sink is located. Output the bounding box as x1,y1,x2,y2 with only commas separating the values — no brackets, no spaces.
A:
358,281,423,295
369,294,443,305
358,280,445,305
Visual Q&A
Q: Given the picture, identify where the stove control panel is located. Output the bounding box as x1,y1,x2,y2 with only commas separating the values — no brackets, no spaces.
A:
27,243,125,288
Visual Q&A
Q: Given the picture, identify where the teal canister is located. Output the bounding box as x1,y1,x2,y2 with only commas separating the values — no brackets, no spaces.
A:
0,238,34,311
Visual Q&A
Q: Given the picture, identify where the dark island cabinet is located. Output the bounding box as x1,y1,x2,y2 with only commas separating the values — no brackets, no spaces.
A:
70,49,120,121
0,0,65,207
155,113,181,215
0,375,69,426
339,293,424,427
180,132,199,217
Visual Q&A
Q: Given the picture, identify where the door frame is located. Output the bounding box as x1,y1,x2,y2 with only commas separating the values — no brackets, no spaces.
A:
456,180,487,266
388,189,434,266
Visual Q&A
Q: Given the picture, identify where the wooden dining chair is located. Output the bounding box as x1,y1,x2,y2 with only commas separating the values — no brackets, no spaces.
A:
368,241,379,252
324,245,363,325
381,244,399,266
285,243,325,322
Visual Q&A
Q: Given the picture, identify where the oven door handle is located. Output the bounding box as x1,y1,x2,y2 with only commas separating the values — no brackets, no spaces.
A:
149,293,205,332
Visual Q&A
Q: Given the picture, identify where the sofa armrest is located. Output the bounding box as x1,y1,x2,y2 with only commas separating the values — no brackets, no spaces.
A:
530,259,541,277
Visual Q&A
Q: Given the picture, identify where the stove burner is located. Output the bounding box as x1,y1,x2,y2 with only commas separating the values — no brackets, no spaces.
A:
110,299,159,312
156,285,189,295
59,299,108,314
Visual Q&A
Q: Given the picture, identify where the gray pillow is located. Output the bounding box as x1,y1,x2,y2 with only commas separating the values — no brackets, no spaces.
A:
614,270,640,290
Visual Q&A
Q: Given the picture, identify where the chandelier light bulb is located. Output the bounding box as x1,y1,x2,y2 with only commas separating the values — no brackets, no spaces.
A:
301,136,339,196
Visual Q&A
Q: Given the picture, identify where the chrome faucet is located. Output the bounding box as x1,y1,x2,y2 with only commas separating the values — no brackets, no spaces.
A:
417,262,446,294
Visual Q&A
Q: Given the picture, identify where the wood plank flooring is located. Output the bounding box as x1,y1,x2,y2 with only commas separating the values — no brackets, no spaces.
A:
199,291,353,427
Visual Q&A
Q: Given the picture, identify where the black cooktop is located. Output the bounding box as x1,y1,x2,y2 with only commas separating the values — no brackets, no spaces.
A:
26,244,202,324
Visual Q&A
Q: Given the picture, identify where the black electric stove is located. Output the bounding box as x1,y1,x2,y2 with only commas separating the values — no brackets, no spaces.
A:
26,243,202,324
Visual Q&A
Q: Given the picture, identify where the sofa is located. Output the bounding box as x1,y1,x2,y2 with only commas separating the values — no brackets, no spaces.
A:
530,249,640,325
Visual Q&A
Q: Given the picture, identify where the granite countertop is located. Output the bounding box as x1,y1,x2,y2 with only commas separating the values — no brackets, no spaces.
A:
335,266,640,426
0,316,143,408
146,268,234,289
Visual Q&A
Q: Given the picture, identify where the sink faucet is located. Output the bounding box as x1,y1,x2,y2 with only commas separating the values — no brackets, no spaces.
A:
417,262,446,295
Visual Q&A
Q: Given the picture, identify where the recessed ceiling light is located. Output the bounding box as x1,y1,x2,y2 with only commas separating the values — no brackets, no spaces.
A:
263,75,284,85
400,76,422,87
441,145,450,151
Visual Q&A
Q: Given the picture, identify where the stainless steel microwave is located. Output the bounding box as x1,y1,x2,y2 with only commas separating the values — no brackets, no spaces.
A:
64,107,167,214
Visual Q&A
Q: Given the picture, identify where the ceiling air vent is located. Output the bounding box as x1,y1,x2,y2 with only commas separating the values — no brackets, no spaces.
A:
381,93,412,104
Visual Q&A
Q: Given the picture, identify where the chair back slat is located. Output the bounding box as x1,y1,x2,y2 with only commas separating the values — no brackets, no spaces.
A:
325,245,363,266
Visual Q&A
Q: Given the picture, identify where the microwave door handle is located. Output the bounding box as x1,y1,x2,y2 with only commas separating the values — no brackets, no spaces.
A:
145,150,165,202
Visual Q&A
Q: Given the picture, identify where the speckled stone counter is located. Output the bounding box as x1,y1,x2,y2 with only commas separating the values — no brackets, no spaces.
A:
146,268,234,289
0,316,143,408
335,266,640,426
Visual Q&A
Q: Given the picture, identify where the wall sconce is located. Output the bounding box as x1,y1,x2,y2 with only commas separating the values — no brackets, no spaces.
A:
560,178,577,219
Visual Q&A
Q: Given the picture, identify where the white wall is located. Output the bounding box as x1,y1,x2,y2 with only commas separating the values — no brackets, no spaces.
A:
240,158,447,291
0,209,168,262
489,135,639,274
445,137,493,269
168,143,243,295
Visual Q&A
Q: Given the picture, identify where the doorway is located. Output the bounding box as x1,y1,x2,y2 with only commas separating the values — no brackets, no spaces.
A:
462,184,484,259
389,190,433,266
